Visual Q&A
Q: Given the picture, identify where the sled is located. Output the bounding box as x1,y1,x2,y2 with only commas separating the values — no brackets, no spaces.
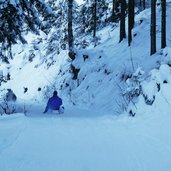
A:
52,106,65,114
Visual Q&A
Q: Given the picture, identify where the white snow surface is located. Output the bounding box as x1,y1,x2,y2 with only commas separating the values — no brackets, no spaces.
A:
0,106,171,171
1,1,171,171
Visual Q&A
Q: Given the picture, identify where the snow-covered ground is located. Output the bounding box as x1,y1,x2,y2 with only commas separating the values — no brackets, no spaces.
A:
1,106,171,171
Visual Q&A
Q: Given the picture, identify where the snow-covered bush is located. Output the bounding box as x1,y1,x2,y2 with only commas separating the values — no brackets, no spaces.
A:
0,98,26,115
0,100,16,115
0,90,26,115
161,47,171,67
123,64,171,116
122,67,144,116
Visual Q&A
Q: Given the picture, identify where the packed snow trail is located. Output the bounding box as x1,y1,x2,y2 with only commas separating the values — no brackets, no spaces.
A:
1,105,171,171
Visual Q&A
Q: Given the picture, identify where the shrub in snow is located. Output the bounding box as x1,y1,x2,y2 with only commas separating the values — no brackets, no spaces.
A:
0,101,26,115
0,90,26,115
0,101,16,115
123,68,144,107
119,70,132,82
123,67,157,116
161,47,171,67
0,72,7,86
124,64,171,116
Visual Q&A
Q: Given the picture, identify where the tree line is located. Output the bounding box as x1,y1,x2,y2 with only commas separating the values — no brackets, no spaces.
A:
68,0,167,58
0,0,167,62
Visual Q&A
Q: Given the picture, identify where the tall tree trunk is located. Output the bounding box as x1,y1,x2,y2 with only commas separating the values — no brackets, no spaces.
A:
161,0,166,49
93,0,97,38
68,0,75,60
112,0,116,22
139,0,142,7
128,0,134,46
111,0,119,22
143,0,146,9
131,0,134,29
150,0,156,55
119,0,126,42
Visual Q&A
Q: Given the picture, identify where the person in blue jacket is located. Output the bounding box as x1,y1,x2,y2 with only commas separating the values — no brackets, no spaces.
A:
43,91,62,113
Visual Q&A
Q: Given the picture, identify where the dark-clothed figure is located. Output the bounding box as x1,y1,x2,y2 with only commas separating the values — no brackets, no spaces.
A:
43,91,62,113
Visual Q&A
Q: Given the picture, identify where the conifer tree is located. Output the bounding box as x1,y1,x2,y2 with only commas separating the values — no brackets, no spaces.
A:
0,0,53,61
79,0,108,36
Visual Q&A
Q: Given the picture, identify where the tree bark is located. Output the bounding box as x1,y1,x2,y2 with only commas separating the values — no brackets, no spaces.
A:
112,0,116,22
119,0,126,42
150,0,156,55
161,0,166,49
139,0,142,7
93,0,97,38
68,0,74,51
143,0,146,9
128,0,134,46
68,0,75,60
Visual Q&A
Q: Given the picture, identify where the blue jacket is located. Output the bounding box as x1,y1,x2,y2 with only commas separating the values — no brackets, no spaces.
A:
44,95,62,113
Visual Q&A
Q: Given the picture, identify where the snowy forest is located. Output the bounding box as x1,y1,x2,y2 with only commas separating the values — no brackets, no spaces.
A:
0,0,171,170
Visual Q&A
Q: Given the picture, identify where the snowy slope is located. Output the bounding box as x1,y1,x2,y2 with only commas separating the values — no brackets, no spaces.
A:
55,1,171,112
1,2,170,113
